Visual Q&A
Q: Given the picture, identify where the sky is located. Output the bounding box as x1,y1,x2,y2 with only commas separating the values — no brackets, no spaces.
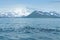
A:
0,0,60,13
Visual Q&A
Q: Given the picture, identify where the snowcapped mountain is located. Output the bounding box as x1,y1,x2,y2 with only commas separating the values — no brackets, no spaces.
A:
25,10,60,18
0,8,60,18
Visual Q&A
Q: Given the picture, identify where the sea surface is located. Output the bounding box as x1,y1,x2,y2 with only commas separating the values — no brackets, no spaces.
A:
0,18,60,40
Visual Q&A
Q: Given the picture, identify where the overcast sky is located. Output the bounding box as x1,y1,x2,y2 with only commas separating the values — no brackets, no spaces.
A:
0,0,60,13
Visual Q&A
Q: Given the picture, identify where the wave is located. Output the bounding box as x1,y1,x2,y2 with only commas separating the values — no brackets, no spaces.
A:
0,26,60,33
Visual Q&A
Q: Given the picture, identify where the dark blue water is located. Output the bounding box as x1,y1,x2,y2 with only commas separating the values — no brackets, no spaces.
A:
0,18,60,40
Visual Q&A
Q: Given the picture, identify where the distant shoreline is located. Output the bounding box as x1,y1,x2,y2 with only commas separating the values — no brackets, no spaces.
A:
0,17,60,18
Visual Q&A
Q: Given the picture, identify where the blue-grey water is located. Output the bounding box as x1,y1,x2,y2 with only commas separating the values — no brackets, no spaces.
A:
0,18,60,40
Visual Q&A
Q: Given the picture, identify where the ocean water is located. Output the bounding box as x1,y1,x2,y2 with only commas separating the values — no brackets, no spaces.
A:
0,18,60,40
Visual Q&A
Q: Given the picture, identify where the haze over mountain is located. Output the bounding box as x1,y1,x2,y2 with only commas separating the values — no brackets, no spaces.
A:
0,8,33,17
